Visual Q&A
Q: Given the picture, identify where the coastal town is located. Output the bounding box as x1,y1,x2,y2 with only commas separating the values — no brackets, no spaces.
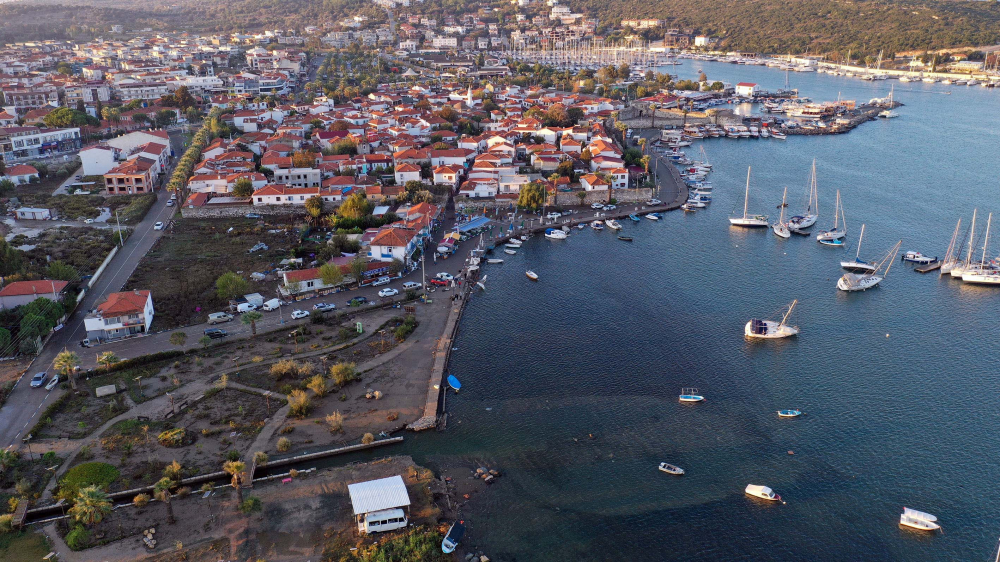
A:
2,0,1000,559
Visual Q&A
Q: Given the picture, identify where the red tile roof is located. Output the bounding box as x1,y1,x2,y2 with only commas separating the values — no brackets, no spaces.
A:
0,280,68,297
97,290,150,316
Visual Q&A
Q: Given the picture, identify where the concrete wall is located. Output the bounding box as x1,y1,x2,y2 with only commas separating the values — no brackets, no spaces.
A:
547,188,653,207
180,203,308,219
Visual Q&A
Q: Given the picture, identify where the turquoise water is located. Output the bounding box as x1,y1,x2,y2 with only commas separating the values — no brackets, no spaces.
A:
375,63,1000,560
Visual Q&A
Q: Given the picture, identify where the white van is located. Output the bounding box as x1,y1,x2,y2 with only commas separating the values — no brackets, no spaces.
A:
208,312,234,324
261,298,281,311
371,276,391,287
402,281,421,290
236,302,258,313
359,508,408,534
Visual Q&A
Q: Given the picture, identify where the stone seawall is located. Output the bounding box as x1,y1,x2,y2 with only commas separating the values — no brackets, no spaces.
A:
180,203,308,219
547,188,653,207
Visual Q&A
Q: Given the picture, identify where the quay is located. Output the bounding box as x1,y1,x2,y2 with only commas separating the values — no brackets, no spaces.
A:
785,103,902,136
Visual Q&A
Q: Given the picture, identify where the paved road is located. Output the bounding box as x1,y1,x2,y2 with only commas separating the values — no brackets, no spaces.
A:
0,134,184,450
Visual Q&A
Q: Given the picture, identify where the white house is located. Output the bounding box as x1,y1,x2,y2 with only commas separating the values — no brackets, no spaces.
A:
251,184,320,205
79,145,121,176
15,207,51,220
2,164,40,185
273,167,322,187
394,163,422,185
579,173,610,191
735,82,760,97
368,227,419,263
84,290,154,342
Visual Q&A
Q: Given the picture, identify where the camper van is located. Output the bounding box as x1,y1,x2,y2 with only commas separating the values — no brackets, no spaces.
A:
261,298,281,311
360,509,407,534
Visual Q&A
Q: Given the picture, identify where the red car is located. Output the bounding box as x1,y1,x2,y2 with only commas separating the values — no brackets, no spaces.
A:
429,278,449,286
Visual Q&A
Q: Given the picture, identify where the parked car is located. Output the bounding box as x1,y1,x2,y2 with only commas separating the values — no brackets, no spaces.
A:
154,222,165,230
545,212,561,220
591,202,604,209
647,199,663,205
346,296,368,306
435,272,455,281
45,375,60,391
166,200,175,207
29,372,48,388
208,312,234,324
248,242,268,253
312,302,336,311
203,328,227,339
429,278,449,286
378,288,399,298
604,204,617,210
371,276,391,287
290,309,309,319
84,218,94,224
402,281,422,290
236,302,257,313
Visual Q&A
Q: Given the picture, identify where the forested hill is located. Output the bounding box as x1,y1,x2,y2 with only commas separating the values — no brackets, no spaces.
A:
2,0,1000,55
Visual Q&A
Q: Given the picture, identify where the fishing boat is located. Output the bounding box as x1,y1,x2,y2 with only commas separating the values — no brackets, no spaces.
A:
442,521,466,553
772,187,790,238
899,508,940,532
745,484,783,503
745,300,800,339
605,219,622,230
681,204,696,213
940,218,963,274
544,228,567,240
901,251,936,264
504,249,517,255
838,240,902,291
816,190,846,243
777,409,802,418
487,259,504,264
447,375,461,392
525,270,539,281
590,220,605,230
658,462,685,475
645,213,661,220
841,224,877,273
951,209,977,278
729,167,769,227
617,236,633,242
629,214,641,222
679,387,704,403
788,159,819,229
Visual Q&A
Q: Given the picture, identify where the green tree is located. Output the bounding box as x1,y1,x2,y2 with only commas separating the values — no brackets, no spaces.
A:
131,112,149,127
46,260,78,281
69,486,112,526
348,255,368,286
154,109,176,128
241,310,263,337
96,351,120,372
232,177,254,197
173,86,196,109
239,496,262,515
216,272,250,300
199,335,212,348
387,258,405,276
19,314,50,340
304,195,324,224
338,191,372,219
169,331,187,346
517,182,546,210
222,460,246,508
318,262,344,287
54,349,80,390
153,477,175,523
576,191,587,206
0,179,14,198
306,374,328,397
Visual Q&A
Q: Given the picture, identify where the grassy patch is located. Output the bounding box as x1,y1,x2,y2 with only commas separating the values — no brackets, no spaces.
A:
324,526,448,562
0,531,50,562
22,227,123,277
56,461,120,500
33,389,129,439
108,193,157,224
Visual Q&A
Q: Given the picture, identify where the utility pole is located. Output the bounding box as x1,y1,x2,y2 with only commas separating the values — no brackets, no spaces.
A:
22,434,33,461
115,209,123,247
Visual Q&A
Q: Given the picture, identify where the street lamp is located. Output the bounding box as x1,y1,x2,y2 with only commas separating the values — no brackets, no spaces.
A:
134,376,143,397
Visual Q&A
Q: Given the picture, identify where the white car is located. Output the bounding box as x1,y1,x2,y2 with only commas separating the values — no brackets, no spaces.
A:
591,202,604,209
647,199,663,205
154,222,165,230
84,218,94,224
435,272,455,281
605,205,617,211
545,212,561,220
290,310,309,319
378,288,399,298
312,302,336,311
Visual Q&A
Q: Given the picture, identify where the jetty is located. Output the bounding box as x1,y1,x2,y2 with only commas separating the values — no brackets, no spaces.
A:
915,261,942,273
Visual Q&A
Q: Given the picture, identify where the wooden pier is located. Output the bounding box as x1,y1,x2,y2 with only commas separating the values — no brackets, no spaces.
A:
915,261,942,273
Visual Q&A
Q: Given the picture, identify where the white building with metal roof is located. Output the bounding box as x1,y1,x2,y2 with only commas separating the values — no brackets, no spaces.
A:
347,475,411,534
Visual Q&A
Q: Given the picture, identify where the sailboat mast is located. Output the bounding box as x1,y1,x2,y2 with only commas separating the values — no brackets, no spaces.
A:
857,224,865,259
780,300,797,325
981,213,992,266
810,159,818,213
833,190,841,229
882,241,902,277
943,218,961,264
966,209,978,266
779,187,787,222
744,166,751,218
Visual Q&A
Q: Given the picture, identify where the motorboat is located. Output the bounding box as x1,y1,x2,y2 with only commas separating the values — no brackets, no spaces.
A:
777,409,802,418
678,387,704,403
442,521,466,553
658,462,685,475
899,508,940,532
686,199,707,208
590,221,605,230
628,214,641,222
681,204,696,213
819,238,845,247
576,223,587,229
645,213,661,220
544,228,568,240
617,236,633,242
745,300,800,339
447,375,461,392
901,251,936,264
745,484,783,503
729,166,769,227
504,249,517,255
487,259,504,264
525,270,538,281
841,224,877,273
605,219,622,230
504,242,522,249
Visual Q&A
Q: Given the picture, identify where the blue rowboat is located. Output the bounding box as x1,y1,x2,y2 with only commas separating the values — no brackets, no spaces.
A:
447,375,461,392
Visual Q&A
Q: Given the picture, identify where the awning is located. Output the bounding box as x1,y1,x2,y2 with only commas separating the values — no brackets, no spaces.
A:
348,475,410,515
455,215,491,233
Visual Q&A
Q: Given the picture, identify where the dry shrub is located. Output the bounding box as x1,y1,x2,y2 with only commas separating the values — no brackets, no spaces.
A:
326,411,343,433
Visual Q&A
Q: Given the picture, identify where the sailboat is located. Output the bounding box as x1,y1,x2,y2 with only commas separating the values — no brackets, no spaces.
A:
728,166,769,227
816,190,846,245
837,240,902,291
772,187,790,238
961,213,1000,285
940,218,963,275
788,159,819,230
745,300,799,339
840,224,877,273
951,209,977,278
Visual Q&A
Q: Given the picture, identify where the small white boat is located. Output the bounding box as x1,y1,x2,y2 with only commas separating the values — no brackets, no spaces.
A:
681,204,696,213
745,300,800,339
745,484,783,503
544,228,567,240
504,249,517,255
605,219,622,230
899,507,940,532
504,242,522,249
777,409,802,418
901,251,936,264
645,213,661,220
525,270,538,281
487,259,504,264
520,235,530,241
658,462,685,475
590,221,605,230
678,387,704,403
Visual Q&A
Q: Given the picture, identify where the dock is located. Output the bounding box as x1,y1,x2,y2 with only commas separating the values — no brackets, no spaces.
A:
915,260,942,273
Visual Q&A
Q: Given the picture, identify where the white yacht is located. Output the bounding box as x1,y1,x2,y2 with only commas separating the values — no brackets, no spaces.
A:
745,485,783,502
899,508,940,532
544,228,567,240
816,190,846,243
745,300,799,339
772,187,790,238
788,159,819,230
729,167,769,227
605,219,622,230
961,213,1000,285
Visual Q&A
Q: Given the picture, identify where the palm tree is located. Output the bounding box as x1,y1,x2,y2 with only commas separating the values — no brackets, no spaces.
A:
69,486,112,526
96,351,120,372
222,460,246,508
54,349,79,390
241,311,263,337
153,477,175,523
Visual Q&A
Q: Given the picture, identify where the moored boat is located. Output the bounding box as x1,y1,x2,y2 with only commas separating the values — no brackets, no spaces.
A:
645,213,661,220
525,270,539,281
590,220,605,230
729,167,769,227
745,300,800,339
617,236,633,242
544,228,567,240
658,462,685,475
679,387,704,402
841,224,877,273
447,375,461,392
487,259,504,264
901,251,936,264
899,508,940,532
838,240,902,291
745,484,783,503
777,409,802,418
504,249,517,255
605,219,622,230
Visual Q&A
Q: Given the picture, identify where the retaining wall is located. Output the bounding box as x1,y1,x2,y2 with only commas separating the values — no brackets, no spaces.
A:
180,204,308,219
